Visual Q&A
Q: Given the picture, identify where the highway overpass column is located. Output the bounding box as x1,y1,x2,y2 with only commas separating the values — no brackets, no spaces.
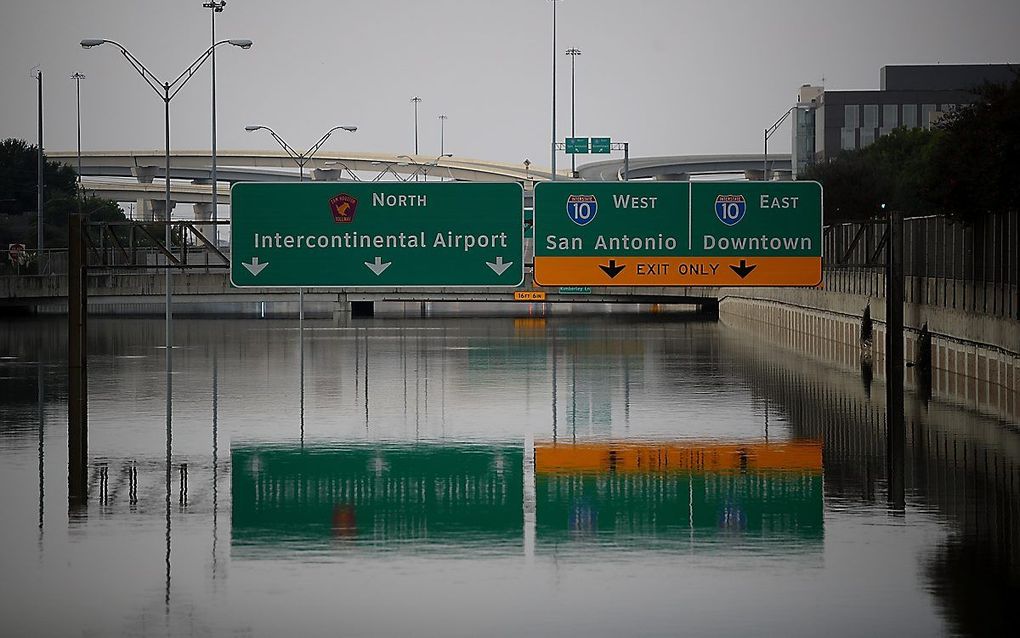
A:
130,166,160,221
150,200,177,222
193,202,214,241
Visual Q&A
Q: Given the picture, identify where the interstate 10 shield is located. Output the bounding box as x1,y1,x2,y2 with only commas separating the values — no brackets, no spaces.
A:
566,194,598,226
714,194,746,226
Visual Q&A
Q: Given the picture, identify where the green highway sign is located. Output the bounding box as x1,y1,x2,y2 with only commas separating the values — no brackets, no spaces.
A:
590,137,612,153
690,181,822,258
533,181,822,287
565,137,590,154
230,183,524,287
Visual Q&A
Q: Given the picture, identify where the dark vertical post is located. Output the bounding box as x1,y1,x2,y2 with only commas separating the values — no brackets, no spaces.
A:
550,0,557,181
623,142,629,182
68,213,88,504
37,70,45,255
886,209,905,510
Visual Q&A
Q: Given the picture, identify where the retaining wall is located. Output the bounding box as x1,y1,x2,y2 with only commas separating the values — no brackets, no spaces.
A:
719,285,1019,424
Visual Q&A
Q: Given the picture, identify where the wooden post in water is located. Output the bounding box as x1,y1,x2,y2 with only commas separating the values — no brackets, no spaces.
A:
68,213,88,503
885,208,905,509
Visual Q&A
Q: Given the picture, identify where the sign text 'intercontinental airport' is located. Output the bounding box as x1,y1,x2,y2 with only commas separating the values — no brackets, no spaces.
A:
230,183,524,287
533,182,822,286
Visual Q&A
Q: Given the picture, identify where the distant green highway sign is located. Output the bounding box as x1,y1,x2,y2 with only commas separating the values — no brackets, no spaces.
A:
565,137,590,154
230,183,524,287
590,137,612,153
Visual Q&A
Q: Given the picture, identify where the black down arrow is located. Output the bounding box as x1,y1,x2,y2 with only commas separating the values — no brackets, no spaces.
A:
599,259,626,279
729,259,757,279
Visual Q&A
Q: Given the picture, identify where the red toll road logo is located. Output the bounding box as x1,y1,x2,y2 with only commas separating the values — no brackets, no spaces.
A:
330,193,358,223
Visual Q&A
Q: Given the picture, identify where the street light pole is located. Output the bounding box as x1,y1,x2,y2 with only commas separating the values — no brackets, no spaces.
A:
566,47,581,178
244,124,358,179
411,96,422,155
72,72,84,189
203,0,227,246
763,104,809,180
550,0,560,181
244,124,358,318
398,153,452,182
82,37,252,358
438,114,447,156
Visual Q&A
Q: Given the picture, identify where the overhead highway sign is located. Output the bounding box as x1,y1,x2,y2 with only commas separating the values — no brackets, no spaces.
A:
565,137,590,154
590,137,612,153
231,183,524,287
533,181,822,287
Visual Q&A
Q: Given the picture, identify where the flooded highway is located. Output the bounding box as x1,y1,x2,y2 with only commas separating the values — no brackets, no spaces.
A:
0,313,1016,636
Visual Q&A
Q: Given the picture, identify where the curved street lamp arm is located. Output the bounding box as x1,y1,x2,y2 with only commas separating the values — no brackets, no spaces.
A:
92,40,164,98
396,154,426,179
167,39,245,101
304,126,347,162
260,127,303,164
766,106,797,140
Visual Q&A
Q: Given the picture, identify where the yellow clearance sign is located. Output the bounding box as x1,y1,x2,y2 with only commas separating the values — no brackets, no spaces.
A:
533,182,822,287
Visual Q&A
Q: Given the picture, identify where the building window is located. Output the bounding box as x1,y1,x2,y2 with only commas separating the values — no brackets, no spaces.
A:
902,104,917,128
921,104,936,129
844,104,859,128
863,105,879,129
883,104,898,129
860,128,876,147
841,127,856,150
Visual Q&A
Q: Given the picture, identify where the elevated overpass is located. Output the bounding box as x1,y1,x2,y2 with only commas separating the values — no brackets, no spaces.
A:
49,149,552,184
578,153,793,181
57,150,793,218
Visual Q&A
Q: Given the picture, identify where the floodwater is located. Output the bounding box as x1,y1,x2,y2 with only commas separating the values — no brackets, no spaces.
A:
0,312,1017,637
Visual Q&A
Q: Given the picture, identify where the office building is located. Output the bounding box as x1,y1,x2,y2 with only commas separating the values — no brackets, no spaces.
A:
792,64,1017,177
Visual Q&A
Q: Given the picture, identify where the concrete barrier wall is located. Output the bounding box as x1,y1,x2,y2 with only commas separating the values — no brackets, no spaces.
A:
719,287,1019,424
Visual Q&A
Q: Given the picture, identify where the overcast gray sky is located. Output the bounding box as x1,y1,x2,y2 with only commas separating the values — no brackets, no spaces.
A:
1,0,1018,171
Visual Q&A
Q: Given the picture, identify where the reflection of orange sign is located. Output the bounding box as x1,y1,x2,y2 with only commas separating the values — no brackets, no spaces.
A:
535,441,822,474
514,291,547,301
514,318,547,331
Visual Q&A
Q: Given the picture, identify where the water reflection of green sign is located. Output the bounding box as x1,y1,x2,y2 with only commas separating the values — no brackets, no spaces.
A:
232,443,523,554
233,440,823,557
536,471,823,544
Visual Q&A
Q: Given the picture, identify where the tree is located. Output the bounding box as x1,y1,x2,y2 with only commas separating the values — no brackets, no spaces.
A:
928,73,1020,220
800,127,939,223
0,137,127,248
801,72,1020,224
